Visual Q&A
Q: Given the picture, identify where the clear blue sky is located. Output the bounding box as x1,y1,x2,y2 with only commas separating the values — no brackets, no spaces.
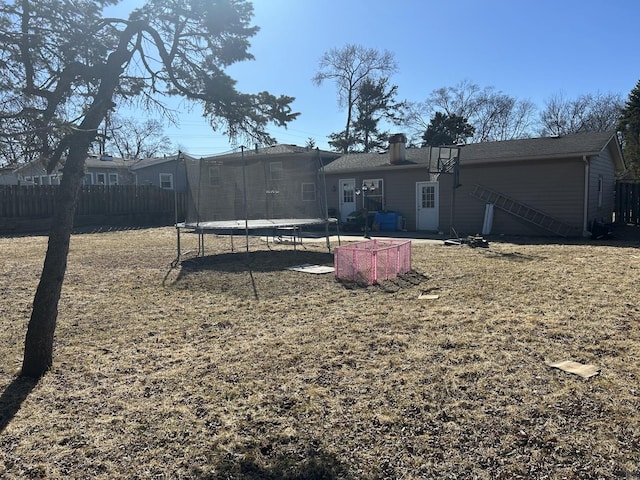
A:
119,0,640,156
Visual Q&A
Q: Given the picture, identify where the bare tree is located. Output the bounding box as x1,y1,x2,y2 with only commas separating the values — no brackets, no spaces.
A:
0,117,48,166
405,80,536,144
474,94,536,142
539,92,623,136
0,0,298,378
427,80,490,120
540,93,590,135
313,44,397,153
582,92,624,132
104,116,172,159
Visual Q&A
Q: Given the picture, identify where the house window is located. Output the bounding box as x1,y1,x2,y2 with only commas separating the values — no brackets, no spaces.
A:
302,183,316,202
96,173,106,185
421,185,436,209
269,162,284,181
160,173,174,190
362,178,384,211
343,183,354,204
108,173,119,185
83,173,93,185
209,166,221,186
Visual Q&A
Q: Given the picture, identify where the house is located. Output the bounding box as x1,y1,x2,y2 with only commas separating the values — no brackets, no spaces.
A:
323,131,625,237
12,158,63,185
83,155,136,185
0,166,29,185
181,144,341,222
195,143,341,170
130,154,187,192
131,146,340,194
11,154,136,186
2,144,340,194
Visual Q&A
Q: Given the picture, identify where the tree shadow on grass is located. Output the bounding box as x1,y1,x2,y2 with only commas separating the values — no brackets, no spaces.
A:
166,250,336,300
194,445,353,480
485,223,640,248
0,376,38,434
177,250,335,275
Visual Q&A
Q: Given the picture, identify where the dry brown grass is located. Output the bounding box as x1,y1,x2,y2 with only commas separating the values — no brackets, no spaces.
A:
1,227,639,479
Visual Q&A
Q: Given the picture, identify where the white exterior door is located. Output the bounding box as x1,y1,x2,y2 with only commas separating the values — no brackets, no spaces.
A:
339,178,356,222
416,182,439,230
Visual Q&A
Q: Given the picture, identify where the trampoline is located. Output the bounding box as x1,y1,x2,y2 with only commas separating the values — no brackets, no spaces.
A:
175,147,339,261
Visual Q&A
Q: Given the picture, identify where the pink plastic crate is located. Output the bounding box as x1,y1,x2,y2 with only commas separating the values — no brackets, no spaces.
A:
334,239,411,285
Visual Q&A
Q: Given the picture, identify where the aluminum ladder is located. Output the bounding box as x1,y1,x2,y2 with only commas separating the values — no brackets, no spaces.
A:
470,184,574,237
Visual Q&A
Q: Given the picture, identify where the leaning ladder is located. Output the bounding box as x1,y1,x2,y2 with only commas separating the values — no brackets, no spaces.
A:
470,184,574,237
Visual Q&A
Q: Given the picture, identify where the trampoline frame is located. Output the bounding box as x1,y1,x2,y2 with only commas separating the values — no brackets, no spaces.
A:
174,218,340,262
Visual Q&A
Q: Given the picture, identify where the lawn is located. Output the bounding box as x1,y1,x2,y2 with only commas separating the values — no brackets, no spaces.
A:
1,227,639,479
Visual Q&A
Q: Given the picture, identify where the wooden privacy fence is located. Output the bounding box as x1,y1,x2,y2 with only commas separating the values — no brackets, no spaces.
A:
0,185,187,232
616,182,640,225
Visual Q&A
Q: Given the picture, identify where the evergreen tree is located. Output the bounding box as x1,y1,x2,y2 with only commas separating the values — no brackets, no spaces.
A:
421,112,474,146
351,77,405,152
327,130,356,153
0,0,298,378
618,80,640,179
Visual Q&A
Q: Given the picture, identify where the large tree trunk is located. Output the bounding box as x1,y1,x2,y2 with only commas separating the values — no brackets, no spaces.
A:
20,29,135,378
21,136,92,378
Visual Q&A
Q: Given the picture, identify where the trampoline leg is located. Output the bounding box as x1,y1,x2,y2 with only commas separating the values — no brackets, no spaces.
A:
198,231,205,257
175,226,182,264
324,221,331,252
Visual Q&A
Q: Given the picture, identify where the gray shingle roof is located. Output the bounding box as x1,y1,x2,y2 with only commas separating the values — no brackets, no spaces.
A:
84,155,136,169
323,148,433,172
205,144,338,159
459,130,618,164
324,131,622,173
130,154,180,170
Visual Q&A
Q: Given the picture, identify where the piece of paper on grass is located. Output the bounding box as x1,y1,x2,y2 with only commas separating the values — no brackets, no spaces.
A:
286,264,335,274
547,360,600,379
419,293,440,300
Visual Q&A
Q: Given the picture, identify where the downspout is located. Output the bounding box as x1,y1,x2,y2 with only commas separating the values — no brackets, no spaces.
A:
582,155,590,236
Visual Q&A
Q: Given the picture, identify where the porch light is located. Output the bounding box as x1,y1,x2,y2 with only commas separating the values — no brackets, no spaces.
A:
355,182,377,238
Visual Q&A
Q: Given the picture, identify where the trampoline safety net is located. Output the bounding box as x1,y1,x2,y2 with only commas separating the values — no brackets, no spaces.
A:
182,149,330,228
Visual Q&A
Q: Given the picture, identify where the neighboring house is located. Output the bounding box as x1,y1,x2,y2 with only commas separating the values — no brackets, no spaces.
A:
2,144,339,194
0,166,31,185
12,158,63,185
83,154,136,185
130,145,340,194
189,144,340,221
130,154,187,192
196,143,340,170
323,131,625,237
11,154,136,186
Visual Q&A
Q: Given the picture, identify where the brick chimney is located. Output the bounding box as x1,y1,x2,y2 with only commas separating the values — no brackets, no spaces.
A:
388,133,407,164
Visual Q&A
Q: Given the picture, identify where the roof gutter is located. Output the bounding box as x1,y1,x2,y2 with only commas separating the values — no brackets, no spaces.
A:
325,163,429,175
460,151,605,166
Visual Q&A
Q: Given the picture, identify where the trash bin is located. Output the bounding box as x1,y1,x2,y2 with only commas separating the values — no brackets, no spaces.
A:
374,212,400,232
